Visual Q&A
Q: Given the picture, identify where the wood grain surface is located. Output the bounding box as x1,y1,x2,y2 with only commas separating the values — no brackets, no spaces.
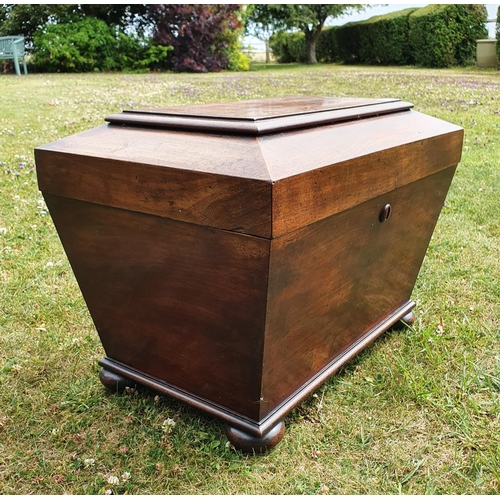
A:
263,111,463,236
260,166,457,418
35,130,273,237
105,100,411,135
44,193,270,420
36,109,462,239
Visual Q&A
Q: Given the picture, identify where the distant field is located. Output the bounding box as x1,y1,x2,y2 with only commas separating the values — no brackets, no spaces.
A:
1,64,500,494
243,50,276,62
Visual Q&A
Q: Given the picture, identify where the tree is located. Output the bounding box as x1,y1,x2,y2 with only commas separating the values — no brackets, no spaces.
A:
0,4,72,45
248,4,364,64
0,4,148,45
148,4,245,72
246,5,290,63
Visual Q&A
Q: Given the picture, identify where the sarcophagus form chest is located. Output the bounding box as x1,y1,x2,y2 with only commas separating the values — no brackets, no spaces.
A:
35,97,463,452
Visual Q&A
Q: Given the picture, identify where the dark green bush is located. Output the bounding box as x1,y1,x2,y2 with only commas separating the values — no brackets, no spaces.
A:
408,4,488,68
31,17,171,72
115,32,172,72
270,31,306,63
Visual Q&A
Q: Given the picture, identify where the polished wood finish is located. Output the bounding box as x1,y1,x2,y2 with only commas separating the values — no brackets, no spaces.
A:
35,96,463,451
98,301,415,439
125,96,402,119
224,420,285,453
35,132,273,238
99,367,136,393
44,193,269,420
261,167,455,417
35,99,462,239
105,96,412,136
264,111,463,236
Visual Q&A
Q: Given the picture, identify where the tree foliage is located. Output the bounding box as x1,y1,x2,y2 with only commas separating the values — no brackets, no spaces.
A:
0,4,148,45
271,4,489,68
247,4,363,64
1,3,251,73
149,4,248,72
246,5,290,41
30,17,170,73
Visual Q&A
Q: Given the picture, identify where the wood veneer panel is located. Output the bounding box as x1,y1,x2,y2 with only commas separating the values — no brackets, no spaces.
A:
260,166,456,419
36,137,273,238
45,194,270,420
106,99,411,135
262,111,463,237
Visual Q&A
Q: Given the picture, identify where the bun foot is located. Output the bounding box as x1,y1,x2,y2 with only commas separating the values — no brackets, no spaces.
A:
394,310,416,330
224,420,285,453
99,367,136,393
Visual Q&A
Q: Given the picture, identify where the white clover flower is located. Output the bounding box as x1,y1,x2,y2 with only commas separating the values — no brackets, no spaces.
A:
0,228,7,235
107,475,120,485
162,418,176,434
319,485,329,494
45,261,54,267
51,428,58,435
105,489,113,495
121,472,131,482
84,458,95,468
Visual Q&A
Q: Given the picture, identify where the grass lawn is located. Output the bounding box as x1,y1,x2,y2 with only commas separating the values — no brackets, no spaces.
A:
1,63,500,494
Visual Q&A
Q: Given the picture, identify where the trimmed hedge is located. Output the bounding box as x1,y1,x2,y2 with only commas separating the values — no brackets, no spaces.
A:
332,21,363,64
357,8,417,65
316,26,340,63
408,4,488,67
270,4,488,68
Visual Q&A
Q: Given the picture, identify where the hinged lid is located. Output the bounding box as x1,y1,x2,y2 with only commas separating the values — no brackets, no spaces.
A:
105,96,413,135
36,96,462,239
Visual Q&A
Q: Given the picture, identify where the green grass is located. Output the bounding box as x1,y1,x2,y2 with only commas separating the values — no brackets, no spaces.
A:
1,64,500,494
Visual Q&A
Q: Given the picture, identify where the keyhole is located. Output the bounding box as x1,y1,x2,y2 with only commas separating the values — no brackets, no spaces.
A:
379,204,392,223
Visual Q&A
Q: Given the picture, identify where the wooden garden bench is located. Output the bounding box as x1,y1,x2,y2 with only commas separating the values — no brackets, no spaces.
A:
0,36,28,75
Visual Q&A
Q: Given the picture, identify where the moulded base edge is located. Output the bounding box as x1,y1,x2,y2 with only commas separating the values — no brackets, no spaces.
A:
98,300,415,438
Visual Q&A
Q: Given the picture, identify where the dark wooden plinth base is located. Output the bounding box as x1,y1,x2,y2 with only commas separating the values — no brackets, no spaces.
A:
393,310,416,330
225,420,285,453
98,301,415,453
99,367,136,392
